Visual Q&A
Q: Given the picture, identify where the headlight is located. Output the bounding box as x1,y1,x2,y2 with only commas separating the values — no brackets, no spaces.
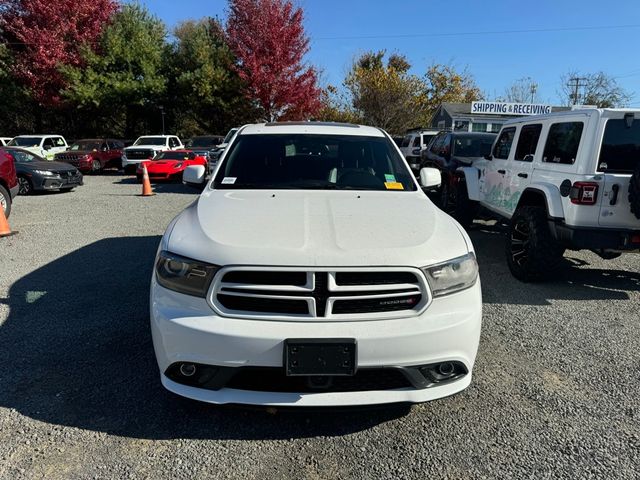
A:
155,250,219,297
33,170,56,176
422,253,478,297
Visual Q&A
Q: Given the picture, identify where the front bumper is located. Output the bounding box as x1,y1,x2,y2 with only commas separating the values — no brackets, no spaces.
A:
550,222,640,251
35,174,83,191
150,277,482,406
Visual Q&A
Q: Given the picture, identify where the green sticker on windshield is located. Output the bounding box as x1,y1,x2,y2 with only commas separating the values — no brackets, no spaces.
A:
385,174,396,182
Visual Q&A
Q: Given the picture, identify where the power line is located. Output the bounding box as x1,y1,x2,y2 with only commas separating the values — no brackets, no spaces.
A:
314,23,640,41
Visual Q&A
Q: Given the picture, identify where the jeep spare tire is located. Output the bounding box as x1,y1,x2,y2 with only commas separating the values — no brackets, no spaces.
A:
629,162,640,220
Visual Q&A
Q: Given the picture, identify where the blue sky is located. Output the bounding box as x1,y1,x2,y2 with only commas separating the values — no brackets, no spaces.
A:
139,0,640,106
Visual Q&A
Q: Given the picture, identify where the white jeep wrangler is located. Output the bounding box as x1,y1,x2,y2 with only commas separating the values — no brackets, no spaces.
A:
449,108,640,281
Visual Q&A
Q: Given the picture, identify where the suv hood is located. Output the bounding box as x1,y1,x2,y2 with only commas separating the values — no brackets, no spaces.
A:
167,190,470,267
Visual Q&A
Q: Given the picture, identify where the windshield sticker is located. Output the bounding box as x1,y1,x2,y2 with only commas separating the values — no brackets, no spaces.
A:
221,177,237,184
285,144,296,157
384,174,396,182
384,181,404,190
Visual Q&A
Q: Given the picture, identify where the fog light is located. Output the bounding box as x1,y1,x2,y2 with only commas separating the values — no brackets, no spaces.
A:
179,363,196,377
438,362,455,376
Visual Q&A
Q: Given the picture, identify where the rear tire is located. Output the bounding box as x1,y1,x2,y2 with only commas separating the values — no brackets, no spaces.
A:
506,206,565,282
0,184,11,218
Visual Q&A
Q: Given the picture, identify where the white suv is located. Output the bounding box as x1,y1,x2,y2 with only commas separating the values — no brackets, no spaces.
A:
8,135,68,160
150,122,482,407
122,135,183,173
450,108,640,281
400,129,439,174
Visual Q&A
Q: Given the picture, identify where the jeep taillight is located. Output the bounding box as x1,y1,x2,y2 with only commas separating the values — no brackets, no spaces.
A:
569,182,599,205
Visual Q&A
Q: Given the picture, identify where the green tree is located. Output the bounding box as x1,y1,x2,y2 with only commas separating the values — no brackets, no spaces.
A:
62,3,168,138
344,51,429,134
166,18,255,137
0,44,35,135
424,64,483,118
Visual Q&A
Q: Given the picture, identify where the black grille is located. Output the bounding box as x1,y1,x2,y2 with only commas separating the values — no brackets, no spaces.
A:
335,271,418,286
217,294,309,314
226,367,412,392
126,149,153,160
222,271,307,286
332,294,422,314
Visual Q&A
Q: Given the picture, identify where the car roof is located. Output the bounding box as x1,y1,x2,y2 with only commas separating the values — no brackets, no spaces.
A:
449,132,496,137
137,135,177,138
14,134,64,137
501,107,640,126
239,122,386,137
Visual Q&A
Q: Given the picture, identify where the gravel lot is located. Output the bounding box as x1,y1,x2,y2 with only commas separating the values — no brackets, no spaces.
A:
1,175,639,479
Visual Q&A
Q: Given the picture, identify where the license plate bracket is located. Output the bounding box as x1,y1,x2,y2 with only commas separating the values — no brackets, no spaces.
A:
284,339,357,376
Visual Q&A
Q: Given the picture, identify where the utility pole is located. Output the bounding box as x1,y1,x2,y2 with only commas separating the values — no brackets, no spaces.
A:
159,105,166,135
529,81,538,104
567,77,588,106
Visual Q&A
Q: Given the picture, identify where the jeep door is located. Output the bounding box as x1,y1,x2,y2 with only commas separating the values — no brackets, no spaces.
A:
596,114,640,228
501,124,542,215
480,127,516,216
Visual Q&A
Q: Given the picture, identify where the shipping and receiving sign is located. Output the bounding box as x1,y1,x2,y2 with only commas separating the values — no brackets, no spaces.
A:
471,102,552,116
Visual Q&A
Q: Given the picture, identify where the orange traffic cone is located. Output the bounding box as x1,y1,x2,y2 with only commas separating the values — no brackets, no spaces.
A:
0,202,16,238
139,163,155,197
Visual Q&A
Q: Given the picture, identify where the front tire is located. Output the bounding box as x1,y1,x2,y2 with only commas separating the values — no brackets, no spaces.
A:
506,206,565,282
451,178,478,229
91,159,102,174
0,184,11,218
18,175,33,195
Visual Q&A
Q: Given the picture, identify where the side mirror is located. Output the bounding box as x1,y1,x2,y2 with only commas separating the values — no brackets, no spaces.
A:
484,154,493,160
419,167,441,190
183,165,206,188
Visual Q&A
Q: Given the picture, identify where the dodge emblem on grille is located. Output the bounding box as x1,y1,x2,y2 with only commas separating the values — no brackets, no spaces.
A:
312,272,330,317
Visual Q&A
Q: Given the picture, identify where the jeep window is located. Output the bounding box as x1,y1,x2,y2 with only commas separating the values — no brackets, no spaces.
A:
8,137,43,147
514,124,542,161
422,133,436,146
401,135,412,147
429,134,444,153
412,136,421,147
542,122,584,164
43,138,54,149
492,128,516,159
134,137,167,146
597,118,640,173
70,141,101,151
453,134,495,158
214,134,417,191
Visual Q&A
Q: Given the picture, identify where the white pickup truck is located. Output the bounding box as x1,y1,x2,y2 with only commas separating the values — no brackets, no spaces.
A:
122,135,183,173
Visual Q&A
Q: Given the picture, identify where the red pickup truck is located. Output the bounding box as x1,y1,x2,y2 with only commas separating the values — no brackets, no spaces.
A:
54,138,124,173
0,148,19,218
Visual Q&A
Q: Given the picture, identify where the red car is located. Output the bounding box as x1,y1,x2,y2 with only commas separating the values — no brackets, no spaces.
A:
136,150,208,182
0,148,19,218
54,138,124,173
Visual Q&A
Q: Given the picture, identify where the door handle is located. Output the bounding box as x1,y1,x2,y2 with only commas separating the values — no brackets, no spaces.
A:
497,169,506,174
517,173,528,178
609,184,619,205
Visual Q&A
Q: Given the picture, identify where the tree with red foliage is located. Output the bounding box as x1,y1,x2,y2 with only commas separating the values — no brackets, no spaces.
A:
0,0,119,107
226,0,321,121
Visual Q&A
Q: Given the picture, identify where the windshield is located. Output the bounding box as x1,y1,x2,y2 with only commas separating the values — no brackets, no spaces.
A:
7,149,41,163
134,137,166,146
598,118,640,173
214,134,417,191
70,141,101,151
154,151,196,160
8,137,43,147
191,137,220,148
452,135,495,157
222,129,238,144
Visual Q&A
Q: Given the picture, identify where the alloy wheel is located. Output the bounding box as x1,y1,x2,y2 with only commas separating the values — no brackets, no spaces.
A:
510,219,530,267
18,176,31,195
0,192,6,211
92,159,101,172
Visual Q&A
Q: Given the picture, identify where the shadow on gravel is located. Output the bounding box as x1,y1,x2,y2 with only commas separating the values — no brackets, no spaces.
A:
0,236,408,441
469,224,640,305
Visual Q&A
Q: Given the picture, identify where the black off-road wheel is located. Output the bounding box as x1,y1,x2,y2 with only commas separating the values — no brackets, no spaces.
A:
506,206,565,282
629,162,640,219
